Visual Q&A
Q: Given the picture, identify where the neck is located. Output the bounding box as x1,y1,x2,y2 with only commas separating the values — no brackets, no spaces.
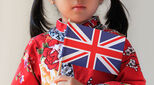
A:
61,16,92,25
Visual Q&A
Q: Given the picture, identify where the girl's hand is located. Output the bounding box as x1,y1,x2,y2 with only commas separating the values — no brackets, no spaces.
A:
53,75,83,85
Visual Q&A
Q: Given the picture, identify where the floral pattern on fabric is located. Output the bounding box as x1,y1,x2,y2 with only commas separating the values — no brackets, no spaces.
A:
22,52,33,72
16,72,24,84
122,43,140,72
126,59,138,71
43,47,59,70
87,77,93,85
49,28,65,42
61,63,74,77
11,16,146,85
36,32,64,85
123,46,135,56
39,57,58,85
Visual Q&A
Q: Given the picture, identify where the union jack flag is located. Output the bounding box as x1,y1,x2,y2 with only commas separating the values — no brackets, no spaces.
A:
60,22,126,75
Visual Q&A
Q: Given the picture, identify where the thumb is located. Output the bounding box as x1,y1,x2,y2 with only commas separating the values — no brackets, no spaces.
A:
53,75,70,83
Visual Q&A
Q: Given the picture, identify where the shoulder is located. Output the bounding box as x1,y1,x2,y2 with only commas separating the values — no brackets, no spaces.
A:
33,32,50,42
28,31,51,48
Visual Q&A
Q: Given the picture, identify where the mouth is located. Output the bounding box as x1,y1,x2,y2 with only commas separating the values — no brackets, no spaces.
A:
72,5,86,10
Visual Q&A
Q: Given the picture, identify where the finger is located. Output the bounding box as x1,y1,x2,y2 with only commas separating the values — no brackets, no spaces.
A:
57,81,67,85
54,75,70,83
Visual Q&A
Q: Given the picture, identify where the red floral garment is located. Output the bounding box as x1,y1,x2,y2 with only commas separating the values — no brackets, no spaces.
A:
11,16,146,85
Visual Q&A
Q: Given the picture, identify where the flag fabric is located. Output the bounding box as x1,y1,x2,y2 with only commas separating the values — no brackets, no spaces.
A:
60,22,126,75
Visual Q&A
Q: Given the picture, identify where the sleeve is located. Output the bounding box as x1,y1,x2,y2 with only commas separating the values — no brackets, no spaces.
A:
102,39,146,85
11,38,41,85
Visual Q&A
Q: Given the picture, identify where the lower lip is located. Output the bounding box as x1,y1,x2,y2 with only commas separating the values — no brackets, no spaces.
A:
73,7,86,10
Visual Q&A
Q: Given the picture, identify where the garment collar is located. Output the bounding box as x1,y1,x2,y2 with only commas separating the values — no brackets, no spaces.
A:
56,16,102,32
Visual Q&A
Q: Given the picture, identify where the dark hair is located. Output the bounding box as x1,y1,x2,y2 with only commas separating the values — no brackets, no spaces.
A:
30,0,51,37
30,0,129,38
105,0,129,36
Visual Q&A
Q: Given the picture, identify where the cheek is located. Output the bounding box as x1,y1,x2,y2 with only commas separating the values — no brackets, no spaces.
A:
56,1,72,13
86,3,99,15
57,4,72,16
60,7,71,14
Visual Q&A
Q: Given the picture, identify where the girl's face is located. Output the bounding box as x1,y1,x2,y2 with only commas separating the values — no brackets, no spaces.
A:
49,0,103,24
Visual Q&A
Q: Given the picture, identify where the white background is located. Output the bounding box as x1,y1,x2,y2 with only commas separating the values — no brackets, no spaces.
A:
0,0,154,84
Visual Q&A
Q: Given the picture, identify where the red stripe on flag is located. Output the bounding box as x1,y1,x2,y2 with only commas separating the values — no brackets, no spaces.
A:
88,29,100,69
102,56,119,74
100,36,124,46
64,38,123,59
62,52,88,63
68,22,87,42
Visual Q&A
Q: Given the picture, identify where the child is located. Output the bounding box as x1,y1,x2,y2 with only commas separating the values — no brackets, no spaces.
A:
11,0,146,85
